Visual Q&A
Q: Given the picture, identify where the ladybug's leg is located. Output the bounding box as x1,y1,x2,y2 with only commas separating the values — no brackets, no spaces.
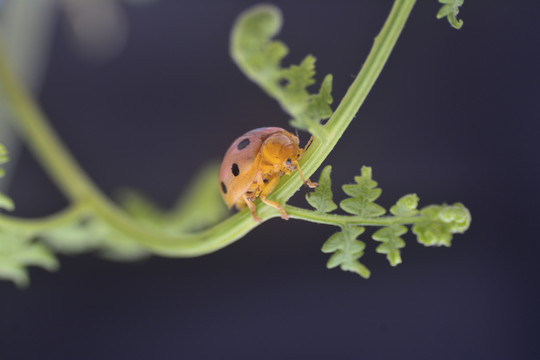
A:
294,160,318,188
296,136,317,187
259,175,289,220
242,194,261,223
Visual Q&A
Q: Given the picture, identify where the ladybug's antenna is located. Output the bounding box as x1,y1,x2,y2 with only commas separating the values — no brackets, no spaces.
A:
304,135,314,151
294,160,317,189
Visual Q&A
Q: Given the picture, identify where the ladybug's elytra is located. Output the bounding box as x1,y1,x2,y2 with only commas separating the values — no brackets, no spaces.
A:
219,127,317,222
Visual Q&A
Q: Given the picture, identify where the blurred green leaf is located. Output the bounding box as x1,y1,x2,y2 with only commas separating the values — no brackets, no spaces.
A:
40,217,147,261
0,193,14,211
118,162,228,233
306,74,333,122
0,144,14,211
0,143,8,166
0,229,59,288
230,4,333,138
168,163,229,232
281,55,316,104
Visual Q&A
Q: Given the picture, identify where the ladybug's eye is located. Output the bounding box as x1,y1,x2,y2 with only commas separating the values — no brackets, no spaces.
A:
286,158,292,165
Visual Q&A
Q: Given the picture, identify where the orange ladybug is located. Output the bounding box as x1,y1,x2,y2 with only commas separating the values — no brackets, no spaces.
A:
219,127,317,222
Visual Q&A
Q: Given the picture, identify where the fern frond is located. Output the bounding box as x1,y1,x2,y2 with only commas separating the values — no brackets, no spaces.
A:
413,203,471,246
340,166,386,217
322,225,370,278
306,165,337,214
436,0,464,29
372,224,407,266
230,4,333,138
390,193,419,217
0,144,14,211
298,168,470,275
0,229,59,288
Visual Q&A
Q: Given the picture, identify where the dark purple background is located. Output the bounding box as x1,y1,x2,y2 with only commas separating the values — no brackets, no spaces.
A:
1,1,538,359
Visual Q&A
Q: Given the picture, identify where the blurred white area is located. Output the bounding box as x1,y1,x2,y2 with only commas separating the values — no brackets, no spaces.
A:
0,0,55,86
0,0,156,192
61,0,128,63
0,0,56,191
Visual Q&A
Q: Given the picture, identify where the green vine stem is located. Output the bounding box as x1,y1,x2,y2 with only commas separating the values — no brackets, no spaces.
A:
284,206,423,227
0,203,88,234
0,0,416,256
245,0,416,206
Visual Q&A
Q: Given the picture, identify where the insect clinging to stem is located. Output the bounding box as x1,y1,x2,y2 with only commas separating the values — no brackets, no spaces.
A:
219,127,318,222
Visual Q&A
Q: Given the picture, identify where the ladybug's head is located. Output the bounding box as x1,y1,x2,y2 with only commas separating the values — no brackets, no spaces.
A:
260,132,301,171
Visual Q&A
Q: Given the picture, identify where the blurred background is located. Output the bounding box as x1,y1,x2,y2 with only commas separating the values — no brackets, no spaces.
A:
0,1,538,359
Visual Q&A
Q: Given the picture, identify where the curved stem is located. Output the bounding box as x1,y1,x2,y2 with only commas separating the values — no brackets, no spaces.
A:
268,0,416,204
0,0,416,257
0,41,101,204
0,36,269,256
284,205,422,227
0,203,89,233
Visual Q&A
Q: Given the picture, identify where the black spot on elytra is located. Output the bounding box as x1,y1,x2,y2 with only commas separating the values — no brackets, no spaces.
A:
237,138,250,150
221,182,227,194
286,158,291,165
231,163,240,176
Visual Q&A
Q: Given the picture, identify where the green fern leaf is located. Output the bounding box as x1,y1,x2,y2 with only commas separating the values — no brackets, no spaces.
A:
306,165,337,214
412,203,471,246
39,219,103,254
230,5,286,84
390,193,419,217
281,55,316,104
0,143,7,166
372,224,407,266
306,74,333,122
291,73,334,134
0,144,14,211
0,229,59,288
340,166,386,217
0,193,14,211
95,228,149,261
40,217,148,261
231,4,333,138
321,225,370,278
437,0,464,29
